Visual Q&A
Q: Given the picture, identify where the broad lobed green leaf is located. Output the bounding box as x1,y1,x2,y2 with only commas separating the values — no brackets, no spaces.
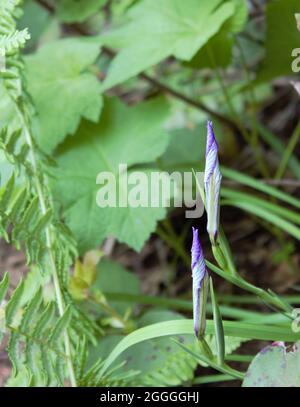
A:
100,0,247,90
25,38,103,152
50,97,170,252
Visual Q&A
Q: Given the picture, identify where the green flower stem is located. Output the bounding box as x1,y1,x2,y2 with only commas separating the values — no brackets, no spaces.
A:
176,340,245,380
210,278,225,365
226,354,253,363
217,227,238,276
198,337,214,360
207,260,292,314
158,218,292,315
194,174,294,314
193,168,238,276
193,373,237,384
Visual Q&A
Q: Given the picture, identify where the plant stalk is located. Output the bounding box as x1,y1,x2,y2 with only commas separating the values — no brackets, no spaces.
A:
17,108,77,387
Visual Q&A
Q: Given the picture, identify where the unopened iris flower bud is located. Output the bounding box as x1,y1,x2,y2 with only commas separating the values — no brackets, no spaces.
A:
204,121,222,243
191,227,209,338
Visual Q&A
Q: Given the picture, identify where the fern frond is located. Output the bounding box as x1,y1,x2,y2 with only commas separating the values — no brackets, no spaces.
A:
79,359,139,387
5,278,24,326
0,0,101,387
0,273,74,386
0,126,31,174
74,336,88,381
0,28,30,54
142,344,197,386
0,1,20,35
0,181,49,267
0,271,9,303
49,306,72,346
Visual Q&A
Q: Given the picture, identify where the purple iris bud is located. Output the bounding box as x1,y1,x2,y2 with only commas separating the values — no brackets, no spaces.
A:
204,121,222,243
191,227,209,338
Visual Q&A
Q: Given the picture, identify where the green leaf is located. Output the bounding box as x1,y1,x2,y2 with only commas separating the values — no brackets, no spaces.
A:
5,366,32,387
257,123,300,179
5,280,24,326
93,260,140,313
221,188,300,225
0,29,30,54
189,0,248,69
160,124,206,171
74,336,88,381
33,302,56,337
223,199,300,241
89,310,198,386
221,167,300,210
25,38,102,152
189,32,234,69
100,319,300,375
257,0,300,81
160,121,229,172
225,0,248,33
49,306,72,346
0,272,9,304
55,0,107,23
18,0,52,50
19,288,43,332
51,97,170,252
243,342,300,387
101,0,236,90
7,331,24,377
175,340,244,380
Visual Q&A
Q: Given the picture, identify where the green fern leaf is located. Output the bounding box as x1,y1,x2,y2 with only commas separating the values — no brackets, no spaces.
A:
5,129,22,155
13,196,39,241
31,209,52,237
7,186,28,225
19,288,43,332
5,279,24,326
0,272,9,303
0,174,15,212
0,28,30,53
7,331,24,376
74,336,88,382
32,302,56,337
49,305,72,346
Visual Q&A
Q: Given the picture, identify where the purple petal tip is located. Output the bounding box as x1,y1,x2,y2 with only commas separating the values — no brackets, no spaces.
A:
206,121,218,157
191,227,202,269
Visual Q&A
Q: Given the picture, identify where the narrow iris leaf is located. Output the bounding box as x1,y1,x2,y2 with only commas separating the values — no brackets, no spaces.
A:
191,227,209,338
204,121,222,243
